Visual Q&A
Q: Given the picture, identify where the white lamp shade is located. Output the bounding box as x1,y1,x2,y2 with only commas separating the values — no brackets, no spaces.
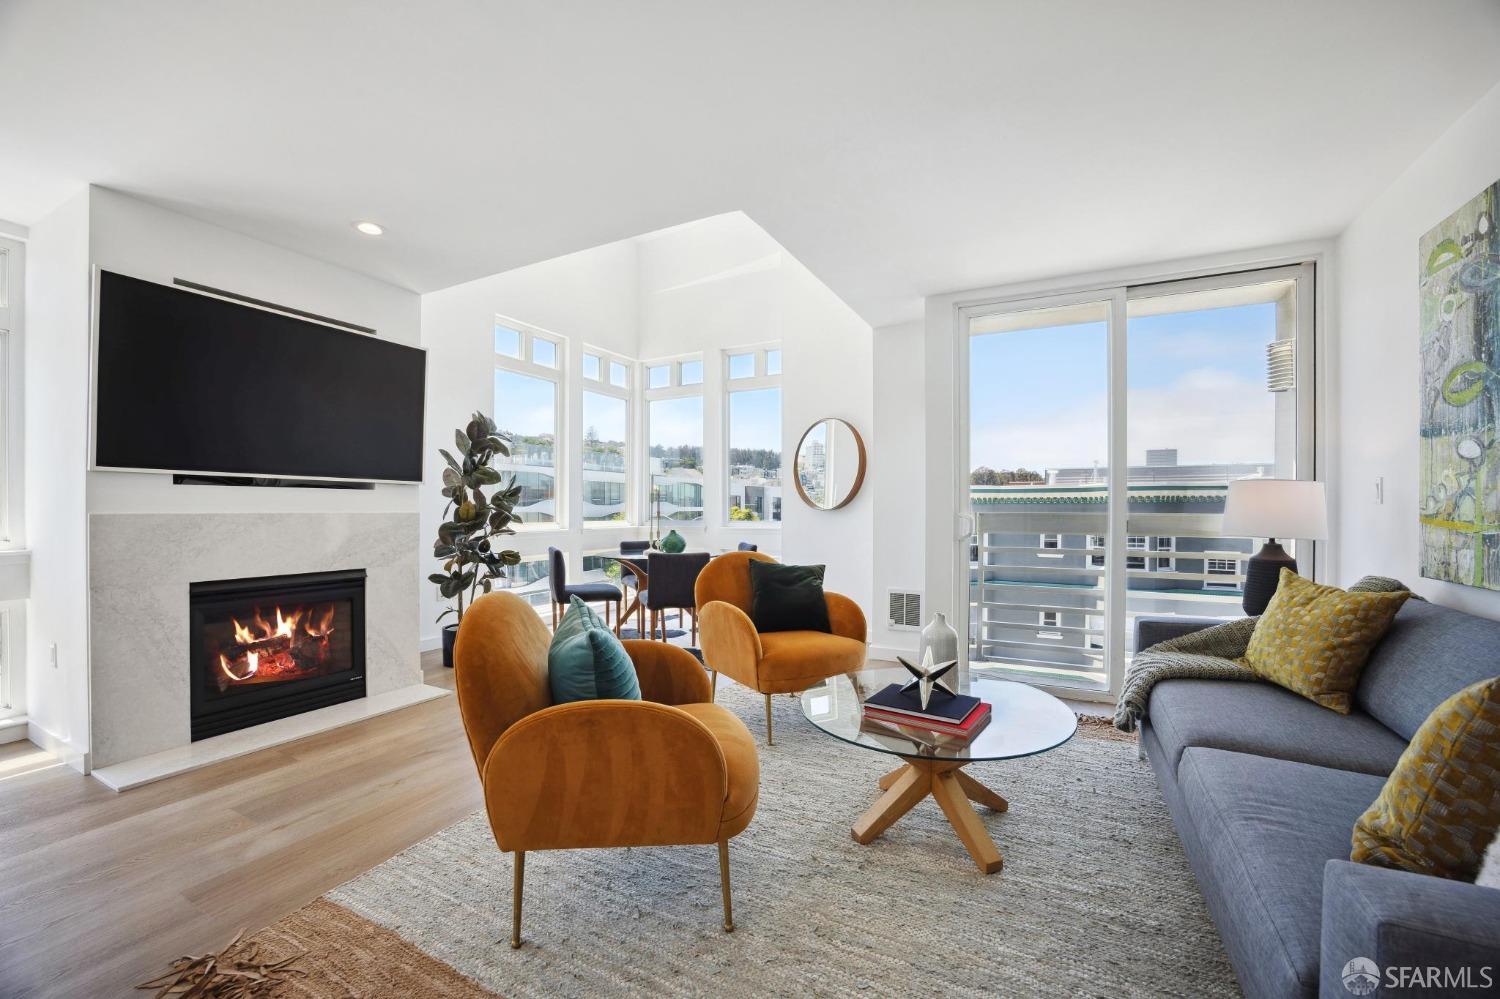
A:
1221,479,1328,541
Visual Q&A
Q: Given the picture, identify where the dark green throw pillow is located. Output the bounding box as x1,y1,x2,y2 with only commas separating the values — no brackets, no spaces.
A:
749,561,830,633
548,596,642,704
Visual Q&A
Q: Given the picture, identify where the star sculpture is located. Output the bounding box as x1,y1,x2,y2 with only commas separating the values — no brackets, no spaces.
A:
896,647,959,710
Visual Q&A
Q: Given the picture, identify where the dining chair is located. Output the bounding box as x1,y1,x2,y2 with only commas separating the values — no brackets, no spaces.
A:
454,591,759,947
645,551,712,642
547,546,623,634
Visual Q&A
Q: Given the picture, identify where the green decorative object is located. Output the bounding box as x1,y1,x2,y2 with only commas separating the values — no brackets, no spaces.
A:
660,529,686,553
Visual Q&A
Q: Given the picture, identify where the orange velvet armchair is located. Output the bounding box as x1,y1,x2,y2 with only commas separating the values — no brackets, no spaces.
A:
453,591,760,947
695,551,868,744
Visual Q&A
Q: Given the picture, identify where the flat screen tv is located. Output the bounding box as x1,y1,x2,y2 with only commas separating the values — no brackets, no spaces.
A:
93,270,426,483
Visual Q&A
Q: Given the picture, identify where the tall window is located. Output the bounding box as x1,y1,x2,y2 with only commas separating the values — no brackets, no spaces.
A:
578,344,633,524
582,391,628,522
644,356,704,525
963,262,1313,697
725,346,782,524
493,320,562,526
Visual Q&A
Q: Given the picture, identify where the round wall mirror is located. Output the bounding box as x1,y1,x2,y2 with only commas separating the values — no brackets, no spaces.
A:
794,418,867,510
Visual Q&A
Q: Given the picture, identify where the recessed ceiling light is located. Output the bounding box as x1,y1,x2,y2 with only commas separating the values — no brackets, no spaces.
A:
353,221,385,236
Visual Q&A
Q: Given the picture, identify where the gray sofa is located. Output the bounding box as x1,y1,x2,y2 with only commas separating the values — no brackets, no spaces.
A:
1137,600,1500,999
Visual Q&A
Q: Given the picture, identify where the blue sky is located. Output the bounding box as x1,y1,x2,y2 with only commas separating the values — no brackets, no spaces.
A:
728,387,781,451
969,302,1277,470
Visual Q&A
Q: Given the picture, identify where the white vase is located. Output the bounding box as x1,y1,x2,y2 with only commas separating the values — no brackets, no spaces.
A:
920,611,959,665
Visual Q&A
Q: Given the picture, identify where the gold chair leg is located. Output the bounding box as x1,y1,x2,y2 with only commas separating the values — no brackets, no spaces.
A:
511,850,525,948
710,670,718,699
764,693,774,746
718,839,734,932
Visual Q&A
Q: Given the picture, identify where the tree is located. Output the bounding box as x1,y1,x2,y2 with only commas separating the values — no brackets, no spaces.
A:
971,466,1045,485
729,505,759,522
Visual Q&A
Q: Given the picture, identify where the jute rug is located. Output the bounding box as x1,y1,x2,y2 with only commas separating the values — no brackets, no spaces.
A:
294,684,1238,998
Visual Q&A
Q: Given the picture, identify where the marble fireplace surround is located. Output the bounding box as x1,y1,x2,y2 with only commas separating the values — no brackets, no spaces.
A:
89,511,433,778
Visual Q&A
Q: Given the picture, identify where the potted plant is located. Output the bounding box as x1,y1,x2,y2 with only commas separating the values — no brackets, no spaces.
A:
431,411,523,667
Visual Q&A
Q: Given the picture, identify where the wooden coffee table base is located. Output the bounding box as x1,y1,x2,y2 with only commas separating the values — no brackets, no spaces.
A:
851,759,1009,874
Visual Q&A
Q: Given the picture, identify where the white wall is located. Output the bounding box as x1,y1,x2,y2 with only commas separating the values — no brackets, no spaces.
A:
86,187,421,515
418,213,875,644
637,214,874,611
1335,79,1500,617
24,187,426,768
870,321,925,657
418,240,640,642
23,190,91,767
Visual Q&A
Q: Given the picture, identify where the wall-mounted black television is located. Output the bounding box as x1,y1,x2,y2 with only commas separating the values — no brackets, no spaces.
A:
93,270,426,483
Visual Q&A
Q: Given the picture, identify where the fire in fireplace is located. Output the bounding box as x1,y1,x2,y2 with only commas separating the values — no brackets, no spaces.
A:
190,569,366,740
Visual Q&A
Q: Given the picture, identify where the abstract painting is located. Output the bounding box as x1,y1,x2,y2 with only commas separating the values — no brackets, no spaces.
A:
1420,177,1500,588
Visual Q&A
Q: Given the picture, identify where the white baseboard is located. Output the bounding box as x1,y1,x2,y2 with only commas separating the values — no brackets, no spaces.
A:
419,633,442,653
27,719,89,773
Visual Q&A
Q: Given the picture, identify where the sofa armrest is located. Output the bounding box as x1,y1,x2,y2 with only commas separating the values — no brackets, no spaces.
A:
485,700,728,852
623,639,711,705
698,600,763,688
825,591,867,644
1321,860,1500,996
1134,615,1224,651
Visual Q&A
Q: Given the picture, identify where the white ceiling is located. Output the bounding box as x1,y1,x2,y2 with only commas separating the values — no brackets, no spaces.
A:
3,1,1499,327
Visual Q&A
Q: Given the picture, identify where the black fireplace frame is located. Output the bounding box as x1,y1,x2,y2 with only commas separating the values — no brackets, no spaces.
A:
189,568,367,741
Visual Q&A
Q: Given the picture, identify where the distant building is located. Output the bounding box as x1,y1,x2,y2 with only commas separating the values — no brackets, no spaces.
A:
969,449,1267,686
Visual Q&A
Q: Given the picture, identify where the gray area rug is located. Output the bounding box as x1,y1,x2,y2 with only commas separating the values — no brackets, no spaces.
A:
330,683,1238,997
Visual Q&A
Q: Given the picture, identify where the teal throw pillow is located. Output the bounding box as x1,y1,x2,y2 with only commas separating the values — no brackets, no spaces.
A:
548,596,642,704
748,561,831,633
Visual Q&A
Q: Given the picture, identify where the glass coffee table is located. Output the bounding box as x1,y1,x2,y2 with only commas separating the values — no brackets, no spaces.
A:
799,665,1077,874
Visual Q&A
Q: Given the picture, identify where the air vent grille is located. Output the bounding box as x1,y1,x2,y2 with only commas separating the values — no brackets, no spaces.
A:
1266,340,1295,392
886,590,922,631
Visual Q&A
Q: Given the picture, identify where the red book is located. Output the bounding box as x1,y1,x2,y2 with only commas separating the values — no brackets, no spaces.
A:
864,700,991,738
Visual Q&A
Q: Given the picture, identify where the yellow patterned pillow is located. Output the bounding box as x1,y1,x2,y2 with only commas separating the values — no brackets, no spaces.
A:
1352,676,1500,880
1241,569,1408,713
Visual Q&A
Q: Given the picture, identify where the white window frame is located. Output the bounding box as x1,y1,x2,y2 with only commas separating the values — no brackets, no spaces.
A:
724,343,782,529
1205,558,1241,590
1126,554,1147,571
1153,556,1175,572
1038,532,1063,558
952,259,1318,705
1037,610,1062,640
642,353,705,526
580,343,635,528
0,236,20,547
494,315,565,530
1126,535,1147,551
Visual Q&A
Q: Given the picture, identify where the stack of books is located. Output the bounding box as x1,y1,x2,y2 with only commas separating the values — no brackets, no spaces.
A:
862,683,991,740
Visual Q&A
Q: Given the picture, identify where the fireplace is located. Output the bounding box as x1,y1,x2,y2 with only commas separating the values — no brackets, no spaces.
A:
190,569,367,740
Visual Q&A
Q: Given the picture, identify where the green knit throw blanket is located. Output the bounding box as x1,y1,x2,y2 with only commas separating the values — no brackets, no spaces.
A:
1111,575,1416,733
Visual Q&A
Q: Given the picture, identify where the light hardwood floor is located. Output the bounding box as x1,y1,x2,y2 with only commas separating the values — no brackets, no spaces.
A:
0,653,480,999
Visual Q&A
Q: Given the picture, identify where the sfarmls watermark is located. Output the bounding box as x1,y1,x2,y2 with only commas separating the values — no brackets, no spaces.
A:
1342,957,1495,995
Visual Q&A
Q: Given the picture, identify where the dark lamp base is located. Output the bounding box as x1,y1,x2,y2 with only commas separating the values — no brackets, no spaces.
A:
1243,540,1296,616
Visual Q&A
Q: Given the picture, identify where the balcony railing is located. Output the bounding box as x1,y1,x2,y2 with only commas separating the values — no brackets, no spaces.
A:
968,505,1254,691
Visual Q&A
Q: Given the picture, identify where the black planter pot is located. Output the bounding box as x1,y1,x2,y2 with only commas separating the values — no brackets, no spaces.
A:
442,623,459,669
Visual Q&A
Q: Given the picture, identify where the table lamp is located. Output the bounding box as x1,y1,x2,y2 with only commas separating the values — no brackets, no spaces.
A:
1221,479,1328,615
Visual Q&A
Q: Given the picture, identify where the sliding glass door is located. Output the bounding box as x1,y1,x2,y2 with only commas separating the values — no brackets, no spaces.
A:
959,265,1313,698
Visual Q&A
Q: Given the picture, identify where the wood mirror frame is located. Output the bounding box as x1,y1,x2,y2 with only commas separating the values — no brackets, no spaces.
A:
793,418,867,511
